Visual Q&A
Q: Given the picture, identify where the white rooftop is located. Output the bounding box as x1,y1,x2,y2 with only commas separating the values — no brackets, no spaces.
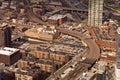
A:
48,14,66,20
0,47,19,56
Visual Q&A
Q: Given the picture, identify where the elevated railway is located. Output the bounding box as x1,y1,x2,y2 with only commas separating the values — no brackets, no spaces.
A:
46,28,100,79
56,27,100,64
22,0,100,79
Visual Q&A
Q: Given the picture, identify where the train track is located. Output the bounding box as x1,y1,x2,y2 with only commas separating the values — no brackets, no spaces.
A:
22,0,100,79
47,27,100,80
63,63,90,80
55,27,100,80
56,27,100,64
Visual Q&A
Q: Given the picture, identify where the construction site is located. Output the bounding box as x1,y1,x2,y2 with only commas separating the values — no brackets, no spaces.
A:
0,0,119,80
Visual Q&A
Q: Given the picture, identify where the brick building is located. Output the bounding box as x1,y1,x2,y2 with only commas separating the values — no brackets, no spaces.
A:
0,47,21,65
15,67,50,80
0,23,11,47
32,50,69,63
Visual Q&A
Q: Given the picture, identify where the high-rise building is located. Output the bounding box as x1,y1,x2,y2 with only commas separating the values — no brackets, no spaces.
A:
116,27,120,80
0,23,11,47
88,0,104,27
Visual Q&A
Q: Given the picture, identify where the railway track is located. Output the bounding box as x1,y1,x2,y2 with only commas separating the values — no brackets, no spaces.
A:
45,28,100,80
22,0,100,79
56,27,100,64
63,63,90,80
46,27,100,80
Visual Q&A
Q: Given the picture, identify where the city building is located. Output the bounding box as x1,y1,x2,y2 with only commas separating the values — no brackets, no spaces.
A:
88,0,104,27
2,71,15,80
115,27,120,80
90,70,106,80
0,47,21,65
77,67,106,80
48,14,67,25
0,0,118,80
15,67,50,80
32,49,69,63
24,25,60,41
0,70,15,80
18,59,53,73
17,53,64,73
0,23,11,47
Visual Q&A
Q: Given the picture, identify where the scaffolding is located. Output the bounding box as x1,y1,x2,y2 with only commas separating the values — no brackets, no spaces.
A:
88,0,104,27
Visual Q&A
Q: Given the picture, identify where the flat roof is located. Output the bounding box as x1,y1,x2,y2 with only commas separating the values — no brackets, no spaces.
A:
48,14,66,20
0,47,19,56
